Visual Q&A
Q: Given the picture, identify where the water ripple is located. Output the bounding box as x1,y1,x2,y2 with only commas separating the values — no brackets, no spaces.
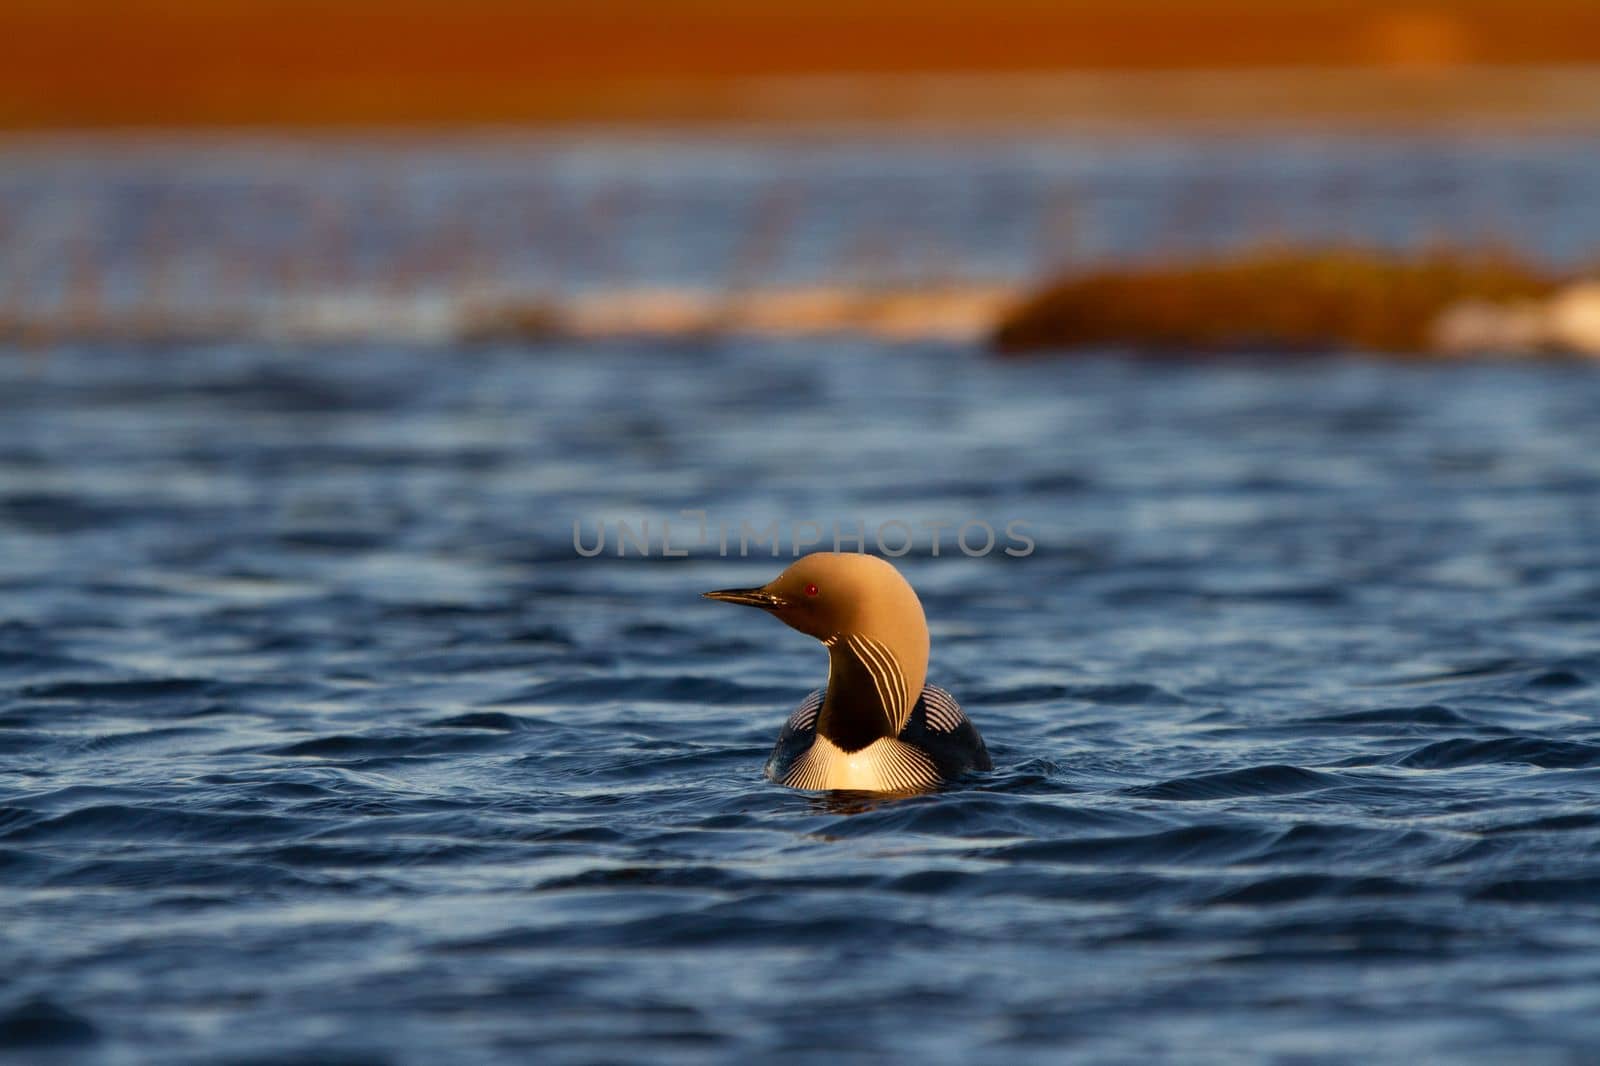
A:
4,306,1600,1061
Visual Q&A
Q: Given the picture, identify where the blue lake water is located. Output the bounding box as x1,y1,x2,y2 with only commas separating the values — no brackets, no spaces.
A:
3,339,1600,1063
5,131,1600,315
4,134,1600,1063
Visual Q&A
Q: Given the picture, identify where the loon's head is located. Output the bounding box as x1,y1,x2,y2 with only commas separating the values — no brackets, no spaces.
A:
704,552,929,707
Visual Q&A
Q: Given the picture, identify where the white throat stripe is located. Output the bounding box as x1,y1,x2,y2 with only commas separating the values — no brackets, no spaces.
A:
847,634,909,732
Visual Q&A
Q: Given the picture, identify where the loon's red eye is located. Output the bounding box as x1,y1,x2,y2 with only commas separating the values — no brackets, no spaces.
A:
804,583,819,597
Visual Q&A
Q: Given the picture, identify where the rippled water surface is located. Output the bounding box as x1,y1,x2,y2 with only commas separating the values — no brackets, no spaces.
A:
4,335,1600,1064
8,129,1600,1062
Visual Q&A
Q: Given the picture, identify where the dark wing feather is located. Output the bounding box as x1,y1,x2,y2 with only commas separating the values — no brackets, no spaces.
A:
764,689,823,783
899,685,991,779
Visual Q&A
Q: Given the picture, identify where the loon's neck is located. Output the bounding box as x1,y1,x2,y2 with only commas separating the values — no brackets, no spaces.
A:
817,633,914,752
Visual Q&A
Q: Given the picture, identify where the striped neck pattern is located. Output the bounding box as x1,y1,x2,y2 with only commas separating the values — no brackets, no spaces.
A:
817,632,913,751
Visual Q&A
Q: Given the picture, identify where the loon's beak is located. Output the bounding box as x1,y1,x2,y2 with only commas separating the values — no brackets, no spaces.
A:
703,587,788,610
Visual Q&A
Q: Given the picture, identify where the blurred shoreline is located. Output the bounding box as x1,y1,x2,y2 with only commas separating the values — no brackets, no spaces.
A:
474,67,1600,133
9,68,1600,134
11,0,1600,131
6,267,1600,360
0,284,1021,348
4,127,1599,358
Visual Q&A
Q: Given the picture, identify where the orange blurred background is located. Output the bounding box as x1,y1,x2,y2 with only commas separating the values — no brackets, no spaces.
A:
6,1,1600,129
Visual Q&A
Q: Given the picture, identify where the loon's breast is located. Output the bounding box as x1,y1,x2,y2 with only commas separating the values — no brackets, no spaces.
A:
765,686,990,793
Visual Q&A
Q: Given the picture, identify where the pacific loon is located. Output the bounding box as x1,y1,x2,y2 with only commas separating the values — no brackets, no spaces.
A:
705,552,990,792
